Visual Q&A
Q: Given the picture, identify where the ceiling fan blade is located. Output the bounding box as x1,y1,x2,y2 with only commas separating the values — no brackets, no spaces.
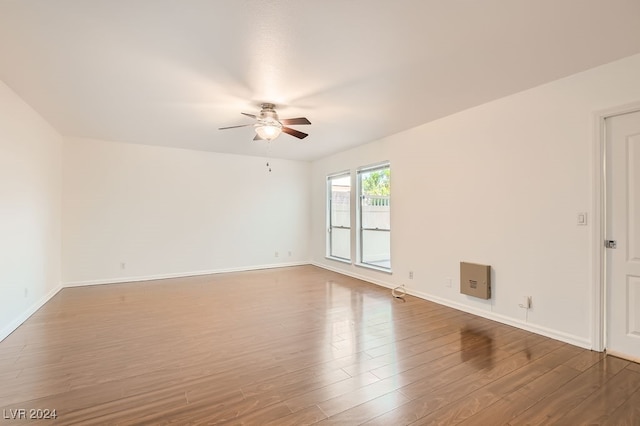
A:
241,112,258,119
253,133,265,141
280,117,311,125
219,124,253,130
282,127,309,139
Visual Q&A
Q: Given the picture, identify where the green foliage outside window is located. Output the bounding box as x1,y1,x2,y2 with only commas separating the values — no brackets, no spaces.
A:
362,168,390,196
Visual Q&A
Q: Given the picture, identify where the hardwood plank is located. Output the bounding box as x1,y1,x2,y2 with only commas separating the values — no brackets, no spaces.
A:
284,372,380,413
625,361,640,374
410,387,500,425
213,401,293,426
561,348,606,371
603,387,640,425
317,390,410,425
364,339,562,426
553,368,640,424
508,355,629,425
398,337,563,402
264,405,327,425
458,365,581,425
316,375,415,418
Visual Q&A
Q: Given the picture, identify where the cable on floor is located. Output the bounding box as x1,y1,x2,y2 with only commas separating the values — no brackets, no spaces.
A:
391,285,406,299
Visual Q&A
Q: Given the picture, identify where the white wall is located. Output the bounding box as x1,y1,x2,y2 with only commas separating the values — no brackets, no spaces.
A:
5,49,640,349
311,53,640,348
63,138,310,285
0,80,62,341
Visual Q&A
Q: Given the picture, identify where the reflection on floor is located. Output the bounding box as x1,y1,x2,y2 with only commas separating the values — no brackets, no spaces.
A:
0,265,637,424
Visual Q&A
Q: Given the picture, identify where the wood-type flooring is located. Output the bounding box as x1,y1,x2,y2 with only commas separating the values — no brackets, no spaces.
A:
0,265,638,425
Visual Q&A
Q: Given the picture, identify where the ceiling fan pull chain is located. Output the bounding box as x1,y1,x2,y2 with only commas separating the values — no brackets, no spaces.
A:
266,142,272,172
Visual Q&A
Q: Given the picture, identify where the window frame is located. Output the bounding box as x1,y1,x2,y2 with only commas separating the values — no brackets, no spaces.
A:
326,171,352,263
356,162,391,272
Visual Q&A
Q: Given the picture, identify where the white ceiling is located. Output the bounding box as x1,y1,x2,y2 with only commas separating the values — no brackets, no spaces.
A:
1,1,640,161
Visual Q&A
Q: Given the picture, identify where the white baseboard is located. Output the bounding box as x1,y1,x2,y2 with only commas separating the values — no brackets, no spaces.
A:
312,261,395,289
312,261,593,350
408,289,592,350
0,284,63,342
63,261,311,287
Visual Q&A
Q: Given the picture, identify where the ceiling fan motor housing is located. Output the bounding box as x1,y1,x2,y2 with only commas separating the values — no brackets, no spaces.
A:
259,103,280,124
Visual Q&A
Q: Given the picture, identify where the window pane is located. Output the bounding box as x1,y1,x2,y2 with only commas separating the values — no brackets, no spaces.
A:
358,164,391,270
328,173,351,261
330,227,351,259
359,168,390,196
331,176,350,228
361,195,389,229
361,229,390,268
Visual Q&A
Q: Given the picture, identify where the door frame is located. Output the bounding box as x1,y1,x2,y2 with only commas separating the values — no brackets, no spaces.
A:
592,102,640,352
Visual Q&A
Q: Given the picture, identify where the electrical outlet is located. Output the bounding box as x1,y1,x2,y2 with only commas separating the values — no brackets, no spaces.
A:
275,251,279,258
288,251,292,257
445,277,452,288
120,262,126,270
24,288,28,298
409,271,414,279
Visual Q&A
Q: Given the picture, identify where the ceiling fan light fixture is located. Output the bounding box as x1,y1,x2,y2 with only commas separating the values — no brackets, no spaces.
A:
255,122,282,141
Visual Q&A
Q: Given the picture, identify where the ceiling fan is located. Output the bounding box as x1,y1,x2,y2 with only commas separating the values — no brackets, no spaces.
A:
219,103,311,141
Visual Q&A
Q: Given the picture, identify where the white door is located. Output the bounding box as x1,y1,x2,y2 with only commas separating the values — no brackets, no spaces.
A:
606,110,640,362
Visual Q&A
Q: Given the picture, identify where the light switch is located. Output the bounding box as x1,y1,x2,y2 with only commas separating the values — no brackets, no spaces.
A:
577,212,587,226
